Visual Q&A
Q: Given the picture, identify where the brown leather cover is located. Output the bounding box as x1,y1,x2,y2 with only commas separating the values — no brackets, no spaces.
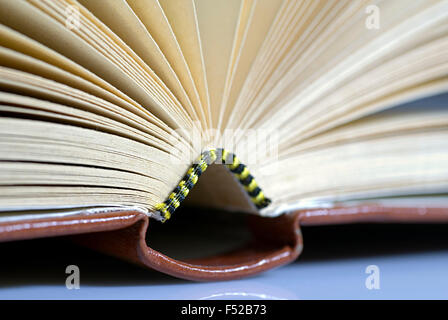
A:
1,205,448,281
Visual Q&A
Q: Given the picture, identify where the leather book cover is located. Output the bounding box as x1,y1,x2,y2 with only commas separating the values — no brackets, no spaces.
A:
1,205,448,281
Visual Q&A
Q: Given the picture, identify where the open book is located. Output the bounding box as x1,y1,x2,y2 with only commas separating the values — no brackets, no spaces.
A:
1,0,448,280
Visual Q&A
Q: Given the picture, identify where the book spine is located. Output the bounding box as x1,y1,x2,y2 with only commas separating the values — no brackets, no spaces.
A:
154,148,271,222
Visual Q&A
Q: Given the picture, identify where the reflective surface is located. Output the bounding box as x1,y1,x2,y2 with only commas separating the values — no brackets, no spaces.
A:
1,223,448,300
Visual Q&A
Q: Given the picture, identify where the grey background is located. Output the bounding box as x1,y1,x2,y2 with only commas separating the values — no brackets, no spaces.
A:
1,223,448,300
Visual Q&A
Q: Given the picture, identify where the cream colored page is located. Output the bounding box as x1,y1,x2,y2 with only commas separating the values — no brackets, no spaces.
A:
278,37,448,149
233,0,350,131
0,52,180,150
194,0,242,129
0,23,148,113
283,107,448,157
126,0,203,121
0,39,175,142
227,0,314,129
0,67,176,151
0,114,182,186
0,187,156,210
218,0,284,131
159,0,210,128
216,0,254,132
0,0,182,129
230,0,448,161
0,115,188,209
32,0,191,126
265,131,448,207
77,0,198,123
238,0,447,138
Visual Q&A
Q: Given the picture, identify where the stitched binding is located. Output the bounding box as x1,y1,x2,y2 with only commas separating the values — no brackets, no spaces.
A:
154,148,271,222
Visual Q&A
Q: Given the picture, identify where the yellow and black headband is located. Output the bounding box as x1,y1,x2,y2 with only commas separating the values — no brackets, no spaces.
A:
154,148,271,222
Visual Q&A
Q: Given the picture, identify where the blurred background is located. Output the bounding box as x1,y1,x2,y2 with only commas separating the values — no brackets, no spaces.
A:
1,221,448,299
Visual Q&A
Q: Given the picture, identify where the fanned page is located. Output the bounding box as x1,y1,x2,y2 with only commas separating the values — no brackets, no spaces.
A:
0,0,447,223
